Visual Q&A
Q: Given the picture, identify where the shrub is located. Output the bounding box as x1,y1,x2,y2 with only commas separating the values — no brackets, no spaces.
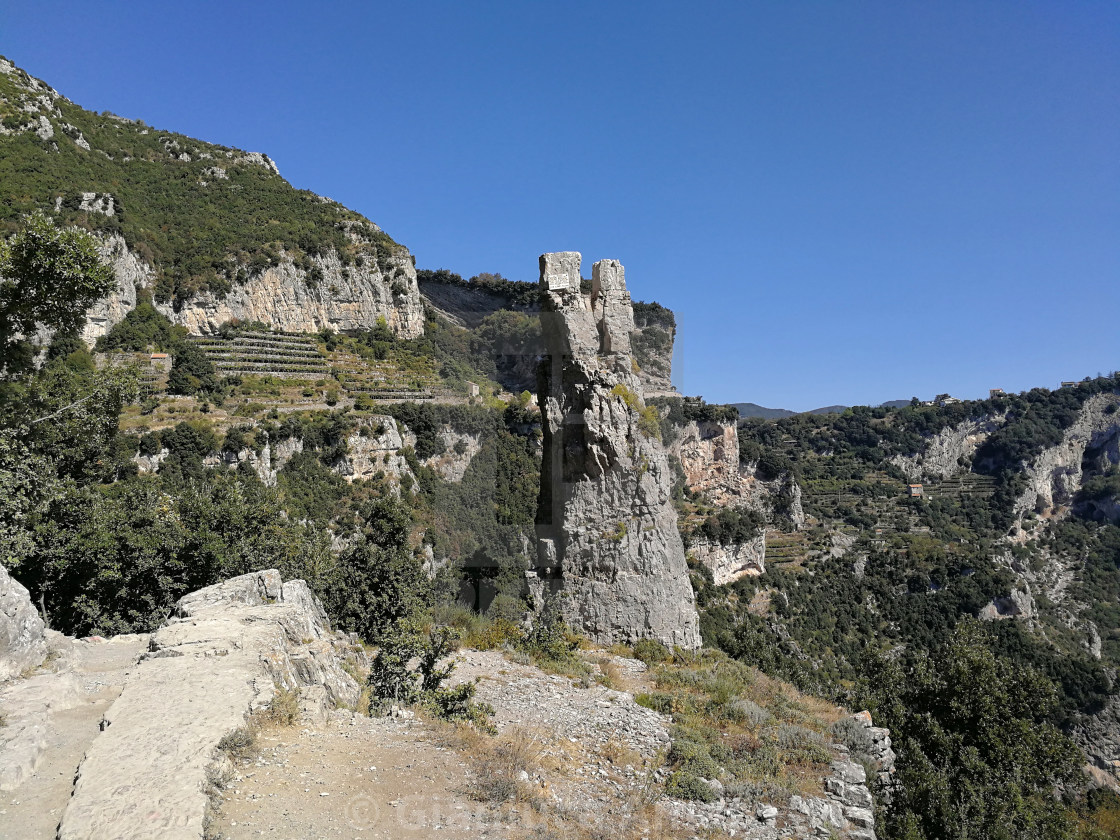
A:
632,638,671,665
665,771,716,802
635,692,676,715
728,698,771,728
262,685,301,726
217,724,258,763
367,625,494,729
668,737,720,778
466,727,544,804
518,596,583,672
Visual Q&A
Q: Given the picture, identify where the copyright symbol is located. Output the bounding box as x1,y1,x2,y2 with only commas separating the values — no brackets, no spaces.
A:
344,793,380,829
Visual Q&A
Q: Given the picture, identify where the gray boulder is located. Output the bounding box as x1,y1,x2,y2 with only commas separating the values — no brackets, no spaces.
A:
0,565,48,682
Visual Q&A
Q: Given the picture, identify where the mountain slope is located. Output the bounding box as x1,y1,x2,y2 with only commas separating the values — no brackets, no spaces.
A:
0,56,423,339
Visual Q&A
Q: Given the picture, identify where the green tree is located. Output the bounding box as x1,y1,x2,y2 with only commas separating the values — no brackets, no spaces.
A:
0,212,115,375
325,495,429,643
167,341,218,395
861,620,1083,840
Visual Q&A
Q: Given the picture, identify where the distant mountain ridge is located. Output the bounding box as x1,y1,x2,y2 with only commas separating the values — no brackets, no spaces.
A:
733,399,911,419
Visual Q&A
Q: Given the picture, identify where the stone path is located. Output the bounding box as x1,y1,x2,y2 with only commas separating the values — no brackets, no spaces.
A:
0,634,149,840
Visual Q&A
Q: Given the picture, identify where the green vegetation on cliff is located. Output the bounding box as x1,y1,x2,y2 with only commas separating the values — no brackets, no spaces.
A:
0,58,402,307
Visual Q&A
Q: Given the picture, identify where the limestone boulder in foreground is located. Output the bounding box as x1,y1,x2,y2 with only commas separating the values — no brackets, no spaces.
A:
57,570,361,840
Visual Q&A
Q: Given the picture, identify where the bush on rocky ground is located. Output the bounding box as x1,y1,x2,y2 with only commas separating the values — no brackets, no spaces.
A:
366,624,495,730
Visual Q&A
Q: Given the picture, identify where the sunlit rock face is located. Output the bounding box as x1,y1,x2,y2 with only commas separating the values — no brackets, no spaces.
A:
532,252,700,649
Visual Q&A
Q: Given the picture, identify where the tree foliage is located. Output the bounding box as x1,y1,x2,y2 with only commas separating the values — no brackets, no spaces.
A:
0,211,115,374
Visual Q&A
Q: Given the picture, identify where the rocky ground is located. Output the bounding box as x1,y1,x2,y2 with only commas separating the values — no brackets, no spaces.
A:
208,649,882,840
0,634,149,840
208,649,694,840
2,570,884,840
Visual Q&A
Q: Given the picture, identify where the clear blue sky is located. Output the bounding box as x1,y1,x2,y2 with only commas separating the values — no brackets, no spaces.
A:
5,1,1118,410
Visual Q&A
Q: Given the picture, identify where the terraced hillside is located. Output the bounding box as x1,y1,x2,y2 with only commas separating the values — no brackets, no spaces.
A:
189,333,329,380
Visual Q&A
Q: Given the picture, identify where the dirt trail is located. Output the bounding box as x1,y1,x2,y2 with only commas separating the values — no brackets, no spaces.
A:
209,715,513,840
208,650,682,840
0,635,148,840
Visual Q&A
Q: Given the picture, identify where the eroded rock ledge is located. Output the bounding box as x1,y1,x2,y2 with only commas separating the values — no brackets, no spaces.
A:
56,570,360,840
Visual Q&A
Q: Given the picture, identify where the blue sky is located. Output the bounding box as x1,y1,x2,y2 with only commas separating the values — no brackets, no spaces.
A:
5,1,1118,410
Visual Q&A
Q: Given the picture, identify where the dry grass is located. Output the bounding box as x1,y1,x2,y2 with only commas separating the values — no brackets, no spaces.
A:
468,725,548,805
632,648,845,804
216,723,259,763
598,733,644,770
259,684,301,726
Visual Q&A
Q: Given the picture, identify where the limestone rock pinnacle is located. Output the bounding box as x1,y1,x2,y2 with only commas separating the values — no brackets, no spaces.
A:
532,252,701,649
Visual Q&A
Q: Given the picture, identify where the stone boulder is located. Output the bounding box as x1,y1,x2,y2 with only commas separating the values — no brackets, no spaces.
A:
0,564,48,682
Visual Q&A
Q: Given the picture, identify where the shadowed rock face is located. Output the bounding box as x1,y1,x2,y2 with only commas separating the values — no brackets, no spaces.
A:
532,252,700,649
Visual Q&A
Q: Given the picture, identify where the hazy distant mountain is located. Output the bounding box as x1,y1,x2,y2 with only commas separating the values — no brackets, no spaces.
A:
734,399,911,419
731,403,797,419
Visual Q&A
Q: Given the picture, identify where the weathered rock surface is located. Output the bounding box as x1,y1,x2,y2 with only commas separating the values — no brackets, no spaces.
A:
532,252,700,649
422,424,483,482
79,235,151,346
891,414,1007,481
0,564,48,682
672,419,742,505
156,249,425,338
56,570,360,840
330,415,417,487
689,534,766,585
1015,392,1120,522
80,243,425,345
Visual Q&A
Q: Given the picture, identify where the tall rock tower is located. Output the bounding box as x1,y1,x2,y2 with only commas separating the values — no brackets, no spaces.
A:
532,252,701,649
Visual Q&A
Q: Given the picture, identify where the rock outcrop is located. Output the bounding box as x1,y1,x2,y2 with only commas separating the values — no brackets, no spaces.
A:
331,415,417,487
531,252,701,649
56,570,361,840
155,248,425,339
689,534,766,586
81,244,426,344
1015,392,1120,522
80,235,151,345
890,414,1007,482
0,564,48,682
673,418,743,505
666,416,804,584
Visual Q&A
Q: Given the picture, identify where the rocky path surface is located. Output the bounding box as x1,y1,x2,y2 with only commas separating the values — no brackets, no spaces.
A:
210,714,510,840
210,650,697,840
0,634,148,840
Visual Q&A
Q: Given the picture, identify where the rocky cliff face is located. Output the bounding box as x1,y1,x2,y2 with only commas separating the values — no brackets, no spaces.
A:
532,252,701,649
80,235,151,345
82,243,425,343
891,414,1007,482
673,419,743,506
667,416,805,584
157,248,425,338
689,535,766,586
1015,392,1120,522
